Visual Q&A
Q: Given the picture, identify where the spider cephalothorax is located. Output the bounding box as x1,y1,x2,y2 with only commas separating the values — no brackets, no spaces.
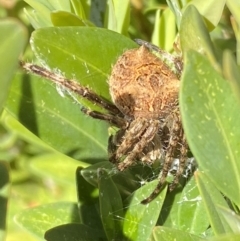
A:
21,41,188,204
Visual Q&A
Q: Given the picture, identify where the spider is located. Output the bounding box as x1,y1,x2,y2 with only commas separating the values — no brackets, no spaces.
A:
20,40,188,204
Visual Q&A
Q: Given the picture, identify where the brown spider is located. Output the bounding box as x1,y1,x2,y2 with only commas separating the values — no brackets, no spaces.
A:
21,40,188,204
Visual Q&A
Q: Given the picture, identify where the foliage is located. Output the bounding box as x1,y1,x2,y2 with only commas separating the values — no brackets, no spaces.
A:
1,0,240,241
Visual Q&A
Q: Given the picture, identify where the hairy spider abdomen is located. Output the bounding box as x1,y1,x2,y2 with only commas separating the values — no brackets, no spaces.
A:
109,45,180,119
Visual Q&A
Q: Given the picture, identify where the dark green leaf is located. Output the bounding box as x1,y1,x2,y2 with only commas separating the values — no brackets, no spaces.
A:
98,168,124,240
45,223,106,241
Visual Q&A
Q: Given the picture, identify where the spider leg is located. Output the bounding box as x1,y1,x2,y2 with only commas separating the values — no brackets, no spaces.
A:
81,107,126,128
115,118,148,157
169,132,188,191
20,61,121,115
141,112,180,204
117,120,160,171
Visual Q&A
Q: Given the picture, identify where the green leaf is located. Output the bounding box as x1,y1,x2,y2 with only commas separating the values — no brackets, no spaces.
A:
195,171,232,235
98,168,124,240
24,0,72,29
105,0,130,35
180,50,240,206
5,72,109,161
15,202,80,239
176,176,209,235
76,167,104,232
29,153,85,185
80,161,152,199
187,0,226,29
222,50,240,105
45,223,106,241
70,0,87,19
152,226,201,241
204,233,240,241
180,5,218,67
51,11,94,26
0,19,27,113
0,162,10,241
30,27,137,102
226,0,240,64
151,8,176,52
122,181,167,241
217,206,240,233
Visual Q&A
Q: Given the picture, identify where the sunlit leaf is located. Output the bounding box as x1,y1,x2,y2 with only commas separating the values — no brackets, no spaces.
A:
5,72,109,161
122,181,167,240
180,50,240,206
180,5,218,67
152,226,201,241
196,171,232,235
15,202,80,239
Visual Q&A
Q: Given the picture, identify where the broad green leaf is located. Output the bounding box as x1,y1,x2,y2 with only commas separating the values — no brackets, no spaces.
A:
30,27,137,102
180,5,218,67
45,223,106,241
0,19,27,113
196,171,232,235
5,72,109,161
122,181,167,241
152,226,201,241
15,202,80,239
180,50,240,206
98,168,124,240
0,162,10,241
176,176,209,234
51,11,94,27
187,0,226,29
